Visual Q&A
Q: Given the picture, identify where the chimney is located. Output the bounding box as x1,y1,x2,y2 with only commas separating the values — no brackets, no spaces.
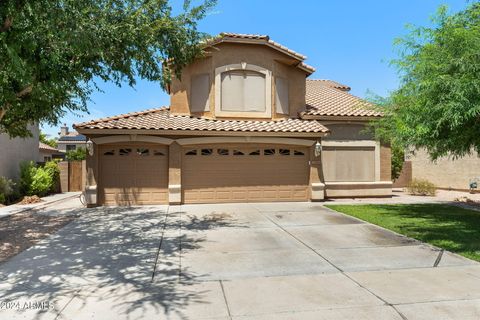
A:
60,123,69,136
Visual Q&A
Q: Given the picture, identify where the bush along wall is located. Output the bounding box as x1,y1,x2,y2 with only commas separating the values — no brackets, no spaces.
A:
19,160,61,198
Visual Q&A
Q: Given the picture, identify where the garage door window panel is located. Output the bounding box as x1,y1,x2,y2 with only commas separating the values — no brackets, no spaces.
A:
153,150,165,156
137,148,149,156
119,148,132,156
294,150,305,156
217,148,229,156
201,148,213,156
103,150,115,156
185,149,197,156
233,150,245,156
249,150,260,156
263,148,276,156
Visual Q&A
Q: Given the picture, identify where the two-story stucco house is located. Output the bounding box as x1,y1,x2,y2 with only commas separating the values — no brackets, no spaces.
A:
74,33,392,206
56,124,87,152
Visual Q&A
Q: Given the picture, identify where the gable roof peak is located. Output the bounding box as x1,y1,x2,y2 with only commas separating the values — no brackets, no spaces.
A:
204,33,314,73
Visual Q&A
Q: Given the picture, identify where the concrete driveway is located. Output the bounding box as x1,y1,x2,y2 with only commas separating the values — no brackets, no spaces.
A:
1,201,480,319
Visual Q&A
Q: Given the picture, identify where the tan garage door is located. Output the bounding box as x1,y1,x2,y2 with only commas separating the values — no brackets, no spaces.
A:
99,143,168,205
182,144,310,203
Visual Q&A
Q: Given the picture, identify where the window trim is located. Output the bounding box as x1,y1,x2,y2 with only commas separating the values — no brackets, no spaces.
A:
214,63,272,118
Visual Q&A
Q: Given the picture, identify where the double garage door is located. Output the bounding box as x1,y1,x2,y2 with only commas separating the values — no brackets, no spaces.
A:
99,143,310,205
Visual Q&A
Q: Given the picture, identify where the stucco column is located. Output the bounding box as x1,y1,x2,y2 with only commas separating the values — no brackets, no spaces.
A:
84,143,98,207
168,141,182,204
309,143,325,201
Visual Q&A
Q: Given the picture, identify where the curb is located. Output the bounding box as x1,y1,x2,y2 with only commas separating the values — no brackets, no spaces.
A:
0,193,81,218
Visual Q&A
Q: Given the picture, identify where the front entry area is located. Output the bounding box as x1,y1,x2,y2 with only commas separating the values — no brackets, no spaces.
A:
98,143,169,205
182,144,310,203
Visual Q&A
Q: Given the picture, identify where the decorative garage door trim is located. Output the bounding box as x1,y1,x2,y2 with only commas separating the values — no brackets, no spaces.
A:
182,144,310,203
177,136,316,147
93,135,174,145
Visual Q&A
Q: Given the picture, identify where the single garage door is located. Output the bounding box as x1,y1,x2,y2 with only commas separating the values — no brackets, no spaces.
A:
99,143,168,205
182,144,310,203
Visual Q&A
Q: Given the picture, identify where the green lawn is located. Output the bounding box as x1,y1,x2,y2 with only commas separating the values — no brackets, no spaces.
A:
325,204,480,262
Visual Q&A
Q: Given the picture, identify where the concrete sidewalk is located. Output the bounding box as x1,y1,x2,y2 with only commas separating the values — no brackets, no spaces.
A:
325,188,480,206
0,192,81,218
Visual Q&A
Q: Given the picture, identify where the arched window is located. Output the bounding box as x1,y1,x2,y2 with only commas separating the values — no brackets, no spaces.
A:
215,64,272,118
221,70,266,112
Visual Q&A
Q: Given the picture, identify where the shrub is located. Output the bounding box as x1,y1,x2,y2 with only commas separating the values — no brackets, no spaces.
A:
407,179,436,196
66,147,87,161
19,161,35,196
391,143,405,180
44,160,60,193
0,176,15,204
19,161,60,197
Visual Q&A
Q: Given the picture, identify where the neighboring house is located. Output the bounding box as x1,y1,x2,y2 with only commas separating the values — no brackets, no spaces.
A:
74,33,392,206
56,124,87,152
395,149,480,192
0,124,39,179
38,142,63,162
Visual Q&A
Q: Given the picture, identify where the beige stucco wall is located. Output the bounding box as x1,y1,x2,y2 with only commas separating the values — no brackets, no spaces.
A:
170,42,308,120
320,122,390,182
410,148,480,190
0,124,39,179
322,123,374,141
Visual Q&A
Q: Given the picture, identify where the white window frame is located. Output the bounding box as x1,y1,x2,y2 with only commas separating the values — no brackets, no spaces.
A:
215,63,272,118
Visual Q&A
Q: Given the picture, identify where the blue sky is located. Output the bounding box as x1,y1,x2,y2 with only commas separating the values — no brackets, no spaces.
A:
42,0,468,136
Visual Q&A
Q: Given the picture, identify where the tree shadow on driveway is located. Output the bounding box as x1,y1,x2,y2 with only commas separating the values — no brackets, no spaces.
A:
0,205,246,319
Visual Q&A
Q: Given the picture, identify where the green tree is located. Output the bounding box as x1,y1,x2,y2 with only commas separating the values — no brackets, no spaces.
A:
39,132,57,148
65,147,87,161
0,0,215,137
374,3,480,160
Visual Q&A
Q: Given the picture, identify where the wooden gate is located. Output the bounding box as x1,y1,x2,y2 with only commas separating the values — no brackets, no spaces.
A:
59,160,85,192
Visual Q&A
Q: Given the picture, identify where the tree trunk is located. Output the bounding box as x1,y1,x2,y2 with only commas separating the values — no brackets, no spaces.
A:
0,17,12,33
0,107,7,121
0,85,33,122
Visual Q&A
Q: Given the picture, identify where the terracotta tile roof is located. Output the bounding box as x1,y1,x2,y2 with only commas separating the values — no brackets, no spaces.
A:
302,79,383,118
309,79,351,91
39,142,58,152
74,107,329,134
204,33,315,73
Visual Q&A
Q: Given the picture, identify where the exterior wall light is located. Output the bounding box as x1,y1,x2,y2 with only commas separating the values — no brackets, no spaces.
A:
314,141,322,157
86,140,94,156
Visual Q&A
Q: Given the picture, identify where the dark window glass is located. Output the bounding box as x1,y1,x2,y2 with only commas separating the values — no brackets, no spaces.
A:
103,150,115,156
185,149,197,156
264,148,275,156
293,150,305,156
119,148,132,156
201,148,213,155
217,148,229,156
279,149,290,156
249,150,260,155
153,150,165,156
137,148,149,156
233,150,244,156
